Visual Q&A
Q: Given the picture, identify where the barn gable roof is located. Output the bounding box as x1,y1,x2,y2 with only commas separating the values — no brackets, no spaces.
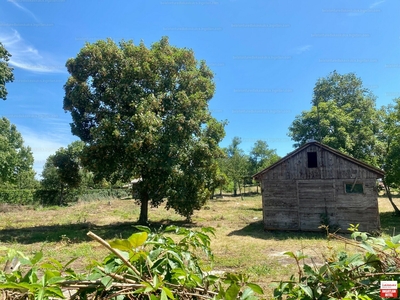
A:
253,141,385,180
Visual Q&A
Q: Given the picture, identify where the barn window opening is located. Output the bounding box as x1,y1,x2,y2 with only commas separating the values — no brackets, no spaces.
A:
307,152,318,168
345,183,364,194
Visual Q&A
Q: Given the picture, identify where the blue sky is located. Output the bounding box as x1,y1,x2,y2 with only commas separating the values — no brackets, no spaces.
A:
1,0,399,177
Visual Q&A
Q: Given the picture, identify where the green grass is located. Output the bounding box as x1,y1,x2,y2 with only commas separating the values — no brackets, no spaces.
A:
1,193,400,299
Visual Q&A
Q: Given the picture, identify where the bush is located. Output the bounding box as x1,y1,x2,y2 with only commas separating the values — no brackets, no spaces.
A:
0,226,264,299
78,188,130,201
273,224,400,299
0,189,34,205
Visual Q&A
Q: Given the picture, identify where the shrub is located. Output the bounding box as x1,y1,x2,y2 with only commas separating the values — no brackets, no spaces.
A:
78,188,130,202
0,189,34,205
273,224,400,299
0,226,265,299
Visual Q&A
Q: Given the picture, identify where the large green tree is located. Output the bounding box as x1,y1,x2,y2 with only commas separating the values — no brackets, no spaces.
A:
0,42,14,100
376,99,400,214
288,71,380,165
0,117,35,185
63,37,225,223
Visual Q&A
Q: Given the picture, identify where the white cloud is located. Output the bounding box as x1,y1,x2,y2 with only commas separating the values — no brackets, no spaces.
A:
292,45,312,55
346,0,385,16
0,29,65,73
8,0,41,23
369,0,385,9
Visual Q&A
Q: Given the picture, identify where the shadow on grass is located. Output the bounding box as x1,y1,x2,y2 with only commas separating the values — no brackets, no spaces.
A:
227,220,327,240
0,219,192,245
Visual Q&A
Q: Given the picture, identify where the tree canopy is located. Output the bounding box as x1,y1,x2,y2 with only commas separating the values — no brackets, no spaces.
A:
41,141,84,205
288,71,380,165
249,140,280,175
0,42,14,101
0,117,35,185
63,37,225,223
378,98,400,187
220,137,249,197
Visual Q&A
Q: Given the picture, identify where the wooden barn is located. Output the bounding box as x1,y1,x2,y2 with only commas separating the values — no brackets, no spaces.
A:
253,141,384,232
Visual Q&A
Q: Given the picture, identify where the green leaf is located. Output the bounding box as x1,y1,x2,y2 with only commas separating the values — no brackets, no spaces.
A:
31,251,43,265
37,287,45,300
240,288,258,300
225,282,240,300
47,257,64,270
360,241,375,254
284,251,296,259
299,284,313,298
128,232,148,248
100,275,114,290
109,239,133,252
392,234,400,244
133,225,151,233
46,276,65,285
385,239,399,250
44,286,66,298
201,227,216,236
63,257,78,269
0,282,29,291
246,283,264,294
162,286,175,299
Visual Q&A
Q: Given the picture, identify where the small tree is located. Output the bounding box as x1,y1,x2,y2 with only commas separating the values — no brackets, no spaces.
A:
41,141,83,205
249,140,280,193
221,137,249,198
0,117,35,186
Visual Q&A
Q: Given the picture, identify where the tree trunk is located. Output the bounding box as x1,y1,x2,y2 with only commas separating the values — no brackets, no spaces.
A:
138,192,149,224
383,181,400,216
238,182,243,200
233,181,237,197
59,184,64,206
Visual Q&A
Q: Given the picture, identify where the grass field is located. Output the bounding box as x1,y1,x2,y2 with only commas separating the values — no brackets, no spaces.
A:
1,192,400,299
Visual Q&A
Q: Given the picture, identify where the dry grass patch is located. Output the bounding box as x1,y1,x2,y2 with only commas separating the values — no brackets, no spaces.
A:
1,193,399,298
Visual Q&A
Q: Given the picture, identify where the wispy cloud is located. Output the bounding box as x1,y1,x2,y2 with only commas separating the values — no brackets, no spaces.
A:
345,0,385,16
292,45,312,55
0,29,65,73
369,0,385,9
8,0,41,23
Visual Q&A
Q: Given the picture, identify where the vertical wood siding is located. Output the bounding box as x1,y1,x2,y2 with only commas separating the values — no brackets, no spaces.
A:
260,144,381,232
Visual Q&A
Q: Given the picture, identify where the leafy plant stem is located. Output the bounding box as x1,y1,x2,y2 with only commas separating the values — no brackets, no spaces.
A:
86,231,142,279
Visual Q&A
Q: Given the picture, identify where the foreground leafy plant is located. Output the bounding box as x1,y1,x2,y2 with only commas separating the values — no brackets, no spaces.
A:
0,247,80,299
273,226,400,300
0,226,264,299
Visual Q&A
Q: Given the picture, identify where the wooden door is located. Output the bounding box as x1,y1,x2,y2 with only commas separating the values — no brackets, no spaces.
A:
297,180,336,231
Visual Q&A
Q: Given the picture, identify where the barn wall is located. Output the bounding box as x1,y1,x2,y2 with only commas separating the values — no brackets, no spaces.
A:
260,144,381,232
262,180,298,230
335,179,380,232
